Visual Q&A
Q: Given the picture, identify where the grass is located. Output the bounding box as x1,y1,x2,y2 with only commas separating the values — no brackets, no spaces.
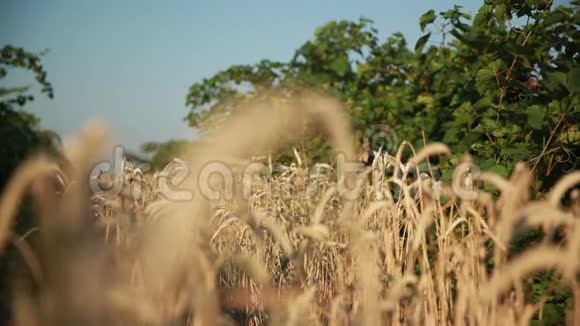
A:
0,91,579,325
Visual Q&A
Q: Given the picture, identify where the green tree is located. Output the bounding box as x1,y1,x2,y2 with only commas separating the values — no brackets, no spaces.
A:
0,45,60,191
0,44,60,324
184,0,579,192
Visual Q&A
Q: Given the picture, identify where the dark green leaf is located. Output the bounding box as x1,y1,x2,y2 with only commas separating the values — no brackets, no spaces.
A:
420,10,436,32
414,33,431,54
527,105,545,130
328,56,350,77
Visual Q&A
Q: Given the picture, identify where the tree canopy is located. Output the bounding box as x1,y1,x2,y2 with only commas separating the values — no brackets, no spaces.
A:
184,0,579,193
0,45,60,191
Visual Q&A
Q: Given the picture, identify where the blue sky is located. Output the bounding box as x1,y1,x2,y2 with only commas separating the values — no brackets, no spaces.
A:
0,0,485,153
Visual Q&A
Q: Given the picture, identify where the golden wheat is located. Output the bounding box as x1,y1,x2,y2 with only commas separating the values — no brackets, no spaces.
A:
0,90,578,325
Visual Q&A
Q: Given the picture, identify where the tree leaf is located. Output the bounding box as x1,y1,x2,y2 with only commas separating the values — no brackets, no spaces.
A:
442,127,459,143
567,66,580,94
420,10,436,32
474,5,493,28
328,56,350,77
489,164,509,178
527,105,545,130
476,60,504,94
414,33,431,54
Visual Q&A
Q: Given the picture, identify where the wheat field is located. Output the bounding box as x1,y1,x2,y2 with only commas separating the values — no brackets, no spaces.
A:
0,91,579,325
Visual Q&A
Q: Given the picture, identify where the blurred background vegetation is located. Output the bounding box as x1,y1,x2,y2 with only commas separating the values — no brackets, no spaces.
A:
1,0,578,324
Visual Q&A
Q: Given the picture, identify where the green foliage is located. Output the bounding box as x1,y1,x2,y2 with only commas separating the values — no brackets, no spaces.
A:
184,0,579,195
0,45,59,191
0,45,54,105
0,44,61,249
526,271,572,326
420,10,436,32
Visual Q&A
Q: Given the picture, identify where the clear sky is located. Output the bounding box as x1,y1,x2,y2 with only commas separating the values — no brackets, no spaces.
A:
1,0,486,154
